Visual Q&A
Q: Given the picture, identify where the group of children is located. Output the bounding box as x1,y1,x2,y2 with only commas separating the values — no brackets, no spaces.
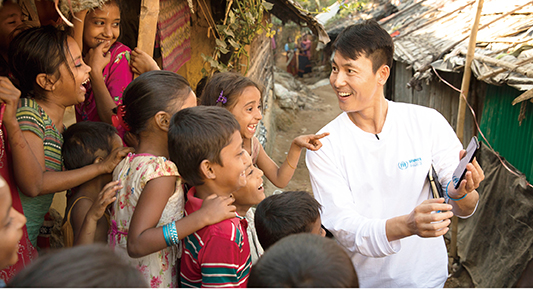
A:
0,0,359,287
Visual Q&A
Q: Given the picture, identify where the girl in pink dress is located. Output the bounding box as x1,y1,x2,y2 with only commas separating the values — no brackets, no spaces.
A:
73,0,133,140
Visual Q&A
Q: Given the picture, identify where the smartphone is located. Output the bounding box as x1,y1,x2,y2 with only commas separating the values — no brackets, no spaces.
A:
452,136,480,189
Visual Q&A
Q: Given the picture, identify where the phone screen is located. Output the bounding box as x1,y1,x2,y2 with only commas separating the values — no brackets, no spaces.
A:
452,136,479,189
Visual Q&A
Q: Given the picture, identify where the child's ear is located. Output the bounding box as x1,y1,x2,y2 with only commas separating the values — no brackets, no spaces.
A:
35,73,56,91
93,156,104,164
200,159,216,180
154,111,171,132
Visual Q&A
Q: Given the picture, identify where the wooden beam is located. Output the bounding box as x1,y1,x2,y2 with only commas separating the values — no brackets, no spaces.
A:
380,0,427,25
389,2,445,35
395,1,475,40
412,1,533,78
460,49,533,78
512,88,533,105
137,0,160,76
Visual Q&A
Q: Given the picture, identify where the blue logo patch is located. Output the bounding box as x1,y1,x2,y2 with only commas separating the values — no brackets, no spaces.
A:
398,158,422,170
398,161,408,170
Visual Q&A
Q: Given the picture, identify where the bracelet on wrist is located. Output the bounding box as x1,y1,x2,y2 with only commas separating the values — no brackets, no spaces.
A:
162,222,179,247
286,155,296,170
446,180,467,201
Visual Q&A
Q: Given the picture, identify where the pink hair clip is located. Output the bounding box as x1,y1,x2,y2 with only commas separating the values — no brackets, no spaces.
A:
112,105,130,132
216,90,227,105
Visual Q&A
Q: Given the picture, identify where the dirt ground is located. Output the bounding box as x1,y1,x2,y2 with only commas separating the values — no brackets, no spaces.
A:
262,74,341,196
268,55,474,287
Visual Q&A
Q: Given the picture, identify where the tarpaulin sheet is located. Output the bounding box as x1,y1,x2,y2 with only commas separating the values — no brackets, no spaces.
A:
457,143,533,287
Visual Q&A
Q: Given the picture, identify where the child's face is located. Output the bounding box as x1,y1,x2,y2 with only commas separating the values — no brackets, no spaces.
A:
94,133,123,182
232,151,265,211
0,1,22,52
83,2,120,54
211,130,247,194
229,86,262,140
310,216,326,237
54,37,91,106
0,177,26,269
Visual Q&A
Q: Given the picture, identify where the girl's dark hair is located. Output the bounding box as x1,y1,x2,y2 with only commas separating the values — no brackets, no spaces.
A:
7,244,148,288
62,122,118,170
168,106,240,186
8,25,72,99
200,72,263,109
255,191,322,250
122,70,192,135
248,233,359,288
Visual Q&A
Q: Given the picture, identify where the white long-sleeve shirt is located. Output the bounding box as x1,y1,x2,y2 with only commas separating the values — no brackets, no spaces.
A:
306,101,462,287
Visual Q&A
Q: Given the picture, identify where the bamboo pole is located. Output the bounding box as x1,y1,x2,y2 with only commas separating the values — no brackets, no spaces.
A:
395,1,475,40
481,51,533,78
136,0,160,78
380,0,428,25
459,49,533,79
450,0,484,268
412,1,533,78
456,0,484,143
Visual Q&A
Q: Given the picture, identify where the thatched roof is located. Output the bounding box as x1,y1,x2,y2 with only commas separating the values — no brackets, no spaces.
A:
266,0,330,44
379,0,533,92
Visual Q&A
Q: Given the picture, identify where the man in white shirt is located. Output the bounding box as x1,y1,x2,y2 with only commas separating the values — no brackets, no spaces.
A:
306,20,484,287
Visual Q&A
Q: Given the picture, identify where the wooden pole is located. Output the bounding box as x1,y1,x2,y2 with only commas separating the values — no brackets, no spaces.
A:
456,0,484,143
450,0,484,268
136,0,160,78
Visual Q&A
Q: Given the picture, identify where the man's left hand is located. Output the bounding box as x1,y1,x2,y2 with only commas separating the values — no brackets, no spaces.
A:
448,150,485,199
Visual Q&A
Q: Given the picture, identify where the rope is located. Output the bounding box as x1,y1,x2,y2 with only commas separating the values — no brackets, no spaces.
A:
431,66,533,188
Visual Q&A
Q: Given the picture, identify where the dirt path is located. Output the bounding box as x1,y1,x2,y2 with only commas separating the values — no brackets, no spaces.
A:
263,75,341,195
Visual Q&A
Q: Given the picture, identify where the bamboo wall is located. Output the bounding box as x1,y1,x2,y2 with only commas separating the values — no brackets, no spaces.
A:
177,2,216,91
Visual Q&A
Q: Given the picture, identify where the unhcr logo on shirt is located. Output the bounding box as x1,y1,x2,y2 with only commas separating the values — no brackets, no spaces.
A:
398,158,422,170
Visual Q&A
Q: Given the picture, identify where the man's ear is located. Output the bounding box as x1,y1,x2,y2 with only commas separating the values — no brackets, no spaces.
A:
155,111,171,132
36,73,56,91
377,65,390,86
200,159,216,180
93,156,104,164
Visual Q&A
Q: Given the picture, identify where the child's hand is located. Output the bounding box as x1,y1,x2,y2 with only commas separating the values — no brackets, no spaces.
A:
293,132,329,151
0,77,21,124
85,42,112,75
130,48,160,75
86,180,121,222
199,194,237,226
99,146,134,174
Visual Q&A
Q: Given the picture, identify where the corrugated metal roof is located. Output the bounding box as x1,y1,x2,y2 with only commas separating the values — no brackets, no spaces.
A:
379,0,533,91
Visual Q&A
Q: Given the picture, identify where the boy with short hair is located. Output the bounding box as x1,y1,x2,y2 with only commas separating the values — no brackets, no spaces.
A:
61,121,124,246
168,106,251,288
254,190,325,250
248,233,359,288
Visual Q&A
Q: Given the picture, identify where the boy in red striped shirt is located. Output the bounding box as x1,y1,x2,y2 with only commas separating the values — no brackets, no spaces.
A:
168,106,252,288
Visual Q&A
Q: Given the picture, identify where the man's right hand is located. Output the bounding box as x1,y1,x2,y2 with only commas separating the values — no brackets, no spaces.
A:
406,198,453,238
386,198,453,241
